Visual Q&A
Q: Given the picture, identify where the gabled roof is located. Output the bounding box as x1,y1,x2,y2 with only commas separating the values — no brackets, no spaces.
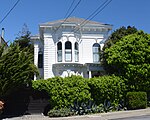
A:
40,17,111,27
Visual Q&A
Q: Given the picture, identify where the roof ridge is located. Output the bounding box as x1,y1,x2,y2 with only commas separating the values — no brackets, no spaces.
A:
40,17,104,25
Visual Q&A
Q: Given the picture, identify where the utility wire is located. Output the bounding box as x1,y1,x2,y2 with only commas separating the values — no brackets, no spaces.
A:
88,0,112,23
53,0,82,34
64,0,76,18
73,0,112,33
0,0,21,25
65,0,81,19
78,0,110,27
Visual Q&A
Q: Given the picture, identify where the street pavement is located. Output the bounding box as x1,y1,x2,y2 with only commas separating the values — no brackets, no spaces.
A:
2,108,150,120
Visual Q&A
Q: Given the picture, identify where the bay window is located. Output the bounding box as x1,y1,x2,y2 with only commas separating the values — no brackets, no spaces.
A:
75,42,79,62
57,42,62,62
65,41,72,62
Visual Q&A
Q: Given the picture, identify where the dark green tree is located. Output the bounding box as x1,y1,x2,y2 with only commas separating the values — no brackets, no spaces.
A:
14,24,34,54
102,26,138,74
104,31,150,92
104,26,138,49
0,44,38,99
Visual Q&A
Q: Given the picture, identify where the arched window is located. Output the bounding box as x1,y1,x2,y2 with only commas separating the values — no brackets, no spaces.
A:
75,42,79,62
57,42,62,62
93,43,100,63
65,41,72,62
38,50,43,68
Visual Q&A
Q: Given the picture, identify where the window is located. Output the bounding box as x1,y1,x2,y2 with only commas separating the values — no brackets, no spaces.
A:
65,41,72,62
57,42,62,62
93,43,100,62
75,42,79,62
38,50,43,68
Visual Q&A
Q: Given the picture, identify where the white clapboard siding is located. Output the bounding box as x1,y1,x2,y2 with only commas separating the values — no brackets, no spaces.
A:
81,38,96,63
43,36,56,79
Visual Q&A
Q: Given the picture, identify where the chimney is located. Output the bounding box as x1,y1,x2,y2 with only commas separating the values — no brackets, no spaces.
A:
1,28,5,38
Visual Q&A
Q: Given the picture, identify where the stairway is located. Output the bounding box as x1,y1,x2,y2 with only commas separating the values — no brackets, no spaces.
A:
27,96,49,115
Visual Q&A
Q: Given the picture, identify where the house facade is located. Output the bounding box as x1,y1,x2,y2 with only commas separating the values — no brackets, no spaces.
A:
31,17,112,80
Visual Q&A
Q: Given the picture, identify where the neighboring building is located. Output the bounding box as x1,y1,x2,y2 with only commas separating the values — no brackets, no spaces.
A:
31,17,112,80
0,37,7,48
0,28,8,48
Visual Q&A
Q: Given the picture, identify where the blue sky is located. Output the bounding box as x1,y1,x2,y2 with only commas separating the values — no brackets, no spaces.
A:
0,0,150,43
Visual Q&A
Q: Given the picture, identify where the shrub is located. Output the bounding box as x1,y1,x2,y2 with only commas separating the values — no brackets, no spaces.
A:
126,92,147,110
71,100,104,115
32,75,91,109
48,107,74,117
88,75,126,105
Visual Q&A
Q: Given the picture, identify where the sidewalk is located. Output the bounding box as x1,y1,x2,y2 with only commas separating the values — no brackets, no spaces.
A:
2,108,150,120
100,108,150,119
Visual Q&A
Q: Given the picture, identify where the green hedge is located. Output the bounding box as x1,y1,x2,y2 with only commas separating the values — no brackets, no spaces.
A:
32,75,127,111
88,75,126,105
32,76,91,109
126,92,147,110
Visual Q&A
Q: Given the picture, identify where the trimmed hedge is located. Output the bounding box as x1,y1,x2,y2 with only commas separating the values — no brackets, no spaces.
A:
32,75,127,114
32,75,91,109
88,75,126,105
126,92,147,110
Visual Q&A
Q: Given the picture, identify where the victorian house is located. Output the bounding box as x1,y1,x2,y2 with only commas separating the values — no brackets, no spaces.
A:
31,17,112,79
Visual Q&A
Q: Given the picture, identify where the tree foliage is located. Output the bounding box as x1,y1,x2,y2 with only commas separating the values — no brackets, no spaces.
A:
0,44,38,99
14,24,33,54
103,26,138,74
104,26,138,49
104,31,150,91
88,75,126,105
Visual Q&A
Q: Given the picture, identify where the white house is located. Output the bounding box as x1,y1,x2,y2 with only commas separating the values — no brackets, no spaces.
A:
31,17,112,80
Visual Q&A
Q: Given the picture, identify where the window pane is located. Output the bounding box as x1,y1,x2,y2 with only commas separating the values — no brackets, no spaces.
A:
57,42,62,50
38,51,43,68
93,43,100,63
93,47,99,52
75,42,79,62
65,41,72,61
93,53,99,62
65,50,72,61
93,43,100,47
57,42,62,62
75,42,78,50
57,50,62,62
65,41,71,49
75,50,79,62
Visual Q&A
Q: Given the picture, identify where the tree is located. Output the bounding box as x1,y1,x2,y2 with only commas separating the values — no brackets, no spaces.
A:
0,44,38,99
104,31,150,92
14,24,34,54
104,26,138,49
102,26,138,74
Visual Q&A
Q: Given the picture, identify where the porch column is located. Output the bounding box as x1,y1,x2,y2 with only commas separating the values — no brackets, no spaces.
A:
89,71,92,78
34,45,39,80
